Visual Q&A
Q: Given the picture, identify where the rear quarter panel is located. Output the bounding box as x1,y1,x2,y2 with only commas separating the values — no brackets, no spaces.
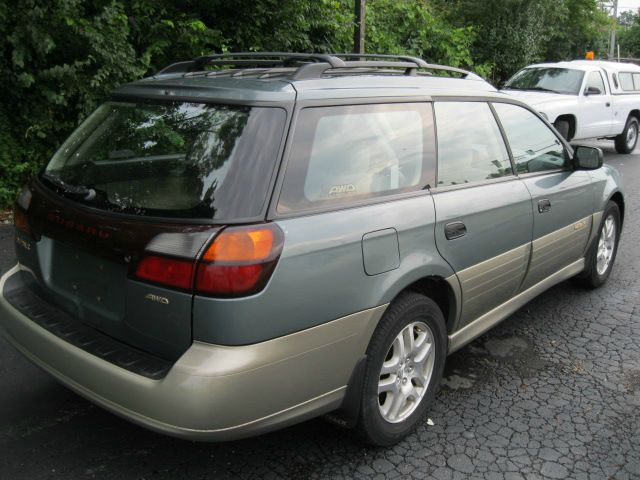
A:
192,195,454,345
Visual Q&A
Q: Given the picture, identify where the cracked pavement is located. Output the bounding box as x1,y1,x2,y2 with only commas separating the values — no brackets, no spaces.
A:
0,142,639,479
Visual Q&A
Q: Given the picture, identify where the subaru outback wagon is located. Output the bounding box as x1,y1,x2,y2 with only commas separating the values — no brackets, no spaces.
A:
0,53,624,446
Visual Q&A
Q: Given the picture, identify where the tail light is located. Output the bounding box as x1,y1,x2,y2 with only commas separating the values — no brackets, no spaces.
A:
196,223,284,297
14,185,33,236
134,224,284,297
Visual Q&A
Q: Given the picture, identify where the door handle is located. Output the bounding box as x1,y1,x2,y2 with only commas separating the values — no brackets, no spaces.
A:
538,199,551,213
445,221,467,240
606,102,611,107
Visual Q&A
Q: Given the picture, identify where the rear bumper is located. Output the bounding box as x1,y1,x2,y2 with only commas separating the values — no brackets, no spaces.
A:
0,265,385,441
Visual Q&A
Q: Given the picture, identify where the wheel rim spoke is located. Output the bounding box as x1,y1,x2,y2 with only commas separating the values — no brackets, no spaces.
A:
596,214,616,275
378,376,397,395
377,321,436,423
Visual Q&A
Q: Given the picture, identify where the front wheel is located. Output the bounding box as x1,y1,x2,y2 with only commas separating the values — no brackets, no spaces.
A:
614,116,639,154
355,292,446,446
575,201,620,288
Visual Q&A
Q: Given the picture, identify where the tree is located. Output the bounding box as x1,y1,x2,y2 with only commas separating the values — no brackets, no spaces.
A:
435,0,609,84
618,11,640,57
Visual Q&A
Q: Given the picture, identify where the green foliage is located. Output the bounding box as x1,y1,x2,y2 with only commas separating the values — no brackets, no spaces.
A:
0,0,613,208
545,0,611,62
365,0,482,71
618,11,640,57
437,0,609,84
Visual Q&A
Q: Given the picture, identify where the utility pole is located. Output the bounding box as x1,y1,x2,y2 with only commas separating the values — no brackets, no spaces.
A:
609,0,619,59
353,0,365,54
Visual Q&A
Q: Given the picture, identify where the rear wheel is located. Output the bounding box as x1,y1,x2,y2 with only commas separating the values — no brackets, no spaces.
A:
553,119,570,140
614,116,639,154
575,201,620,288
355,292,446,446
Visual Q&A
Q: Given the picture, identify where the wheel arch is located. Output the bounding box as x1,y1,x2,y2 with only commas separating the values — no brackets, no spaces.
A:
628,109,640,124
554,114,577,141
610,191,625,228
390,275,460,336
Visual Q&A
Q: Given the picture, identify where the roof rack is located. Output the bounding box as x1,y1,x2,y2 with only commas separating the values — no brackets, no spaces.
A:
155,52,482,81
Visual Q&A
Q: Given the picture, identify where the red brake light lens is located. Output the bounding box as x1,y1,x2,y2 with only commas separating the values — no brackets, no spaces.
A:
135,255,194,290
196,224,284,297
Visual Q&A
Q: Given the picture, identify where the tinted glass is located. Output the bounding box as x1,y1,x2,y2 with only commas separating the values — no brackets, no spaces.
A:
278,103,435,213
43,101,286,220
434,102,512,187
585,71,605,94
619,72,634,91
493,103,567,174
504,68,585,95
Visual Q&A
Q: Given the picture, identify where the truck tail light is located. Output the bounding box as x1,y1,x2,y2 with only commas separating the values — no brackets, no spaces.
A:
135,255,195,290
195,223,284,297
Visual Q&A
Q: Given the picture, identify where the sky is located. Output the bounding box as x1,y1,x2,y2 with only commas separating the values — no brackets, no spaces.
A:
619,1,640,13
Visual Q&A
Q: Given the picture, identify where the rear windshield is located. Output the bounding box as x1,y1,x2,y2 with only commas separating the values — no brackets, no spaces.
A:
504,68,585,95
42,101,286,220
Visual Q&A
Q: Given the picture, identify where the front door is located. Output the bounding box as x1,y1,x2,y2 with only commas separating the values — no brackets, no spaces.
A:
578,70,614,138
492,102,594,290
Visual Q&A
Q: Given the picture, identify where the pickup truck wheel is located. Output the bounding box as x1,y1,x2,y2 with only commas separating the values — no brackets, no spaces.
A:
575,201,620,288
614,116,639,154
355,292,446,446
553,120,570,140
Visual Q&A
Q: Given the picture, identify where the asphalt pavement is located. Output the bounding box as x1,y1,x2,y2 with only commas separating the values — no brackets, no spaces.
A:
0,142,639,480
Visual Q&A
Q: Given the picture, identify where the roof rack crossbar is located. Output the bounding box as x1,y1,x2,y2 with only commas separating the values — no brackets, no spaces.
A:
332,53,429,68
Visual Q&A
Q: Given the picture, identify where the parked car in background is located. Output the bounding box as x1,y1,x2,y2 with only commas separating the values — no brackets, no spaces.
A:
0,53,625,446
502,60,640,153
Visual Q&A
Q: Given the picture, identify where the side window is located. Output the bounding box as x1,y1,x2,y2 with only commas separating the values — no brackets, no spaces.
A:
633,73,640,90
619,72,634,91
493,103,567,174
434,102,512,187
277,103,435,213
585,71,605,94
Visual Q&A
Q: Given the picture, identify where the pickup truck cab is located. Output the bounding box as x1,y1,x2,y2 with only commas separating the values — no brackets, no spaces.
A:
502,60,640,153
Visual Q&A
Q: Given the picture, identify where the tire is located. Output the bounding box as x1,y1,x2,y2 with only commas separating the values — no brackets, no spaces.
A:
614,116,639,154
355,292,447,446
553,119,570,141
575,201,620,288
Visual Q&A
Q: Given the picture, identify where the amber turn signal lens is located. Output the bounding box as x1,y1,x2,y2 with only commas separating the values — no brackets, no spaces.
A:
196,223,284,297
202,227,275,262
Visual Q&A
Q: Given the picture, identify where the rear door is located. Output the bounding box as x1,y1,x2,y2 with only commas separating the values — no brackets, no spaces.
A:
492,102,594,290
431,101,533,330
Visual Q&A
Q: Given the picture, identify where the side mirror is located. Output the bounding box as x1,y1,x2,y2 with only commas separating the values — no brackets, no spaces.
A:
584,86,601,96
574,145,603,170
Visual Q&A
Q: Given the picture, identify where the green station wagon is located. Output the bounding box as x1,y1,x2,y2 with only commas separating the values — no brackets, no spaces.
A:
0,53,624,446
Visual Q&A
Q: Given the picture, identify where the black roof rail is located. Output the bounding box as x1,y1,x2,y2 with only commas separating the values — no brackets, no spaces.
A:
155,52,482,81
156,52,345,75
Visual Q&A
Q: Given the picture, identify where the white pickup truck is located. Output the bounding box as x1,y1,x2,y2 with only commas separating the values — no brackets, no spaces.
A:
501,60,640,153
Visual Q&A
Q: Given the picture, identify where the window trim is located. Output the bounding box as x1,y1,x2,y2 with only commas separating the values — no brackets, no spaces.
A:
269,99,436,219
426,96,574,193
490,101,573,177
432,100,515,189
618,72,637,92
584,71,606,95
